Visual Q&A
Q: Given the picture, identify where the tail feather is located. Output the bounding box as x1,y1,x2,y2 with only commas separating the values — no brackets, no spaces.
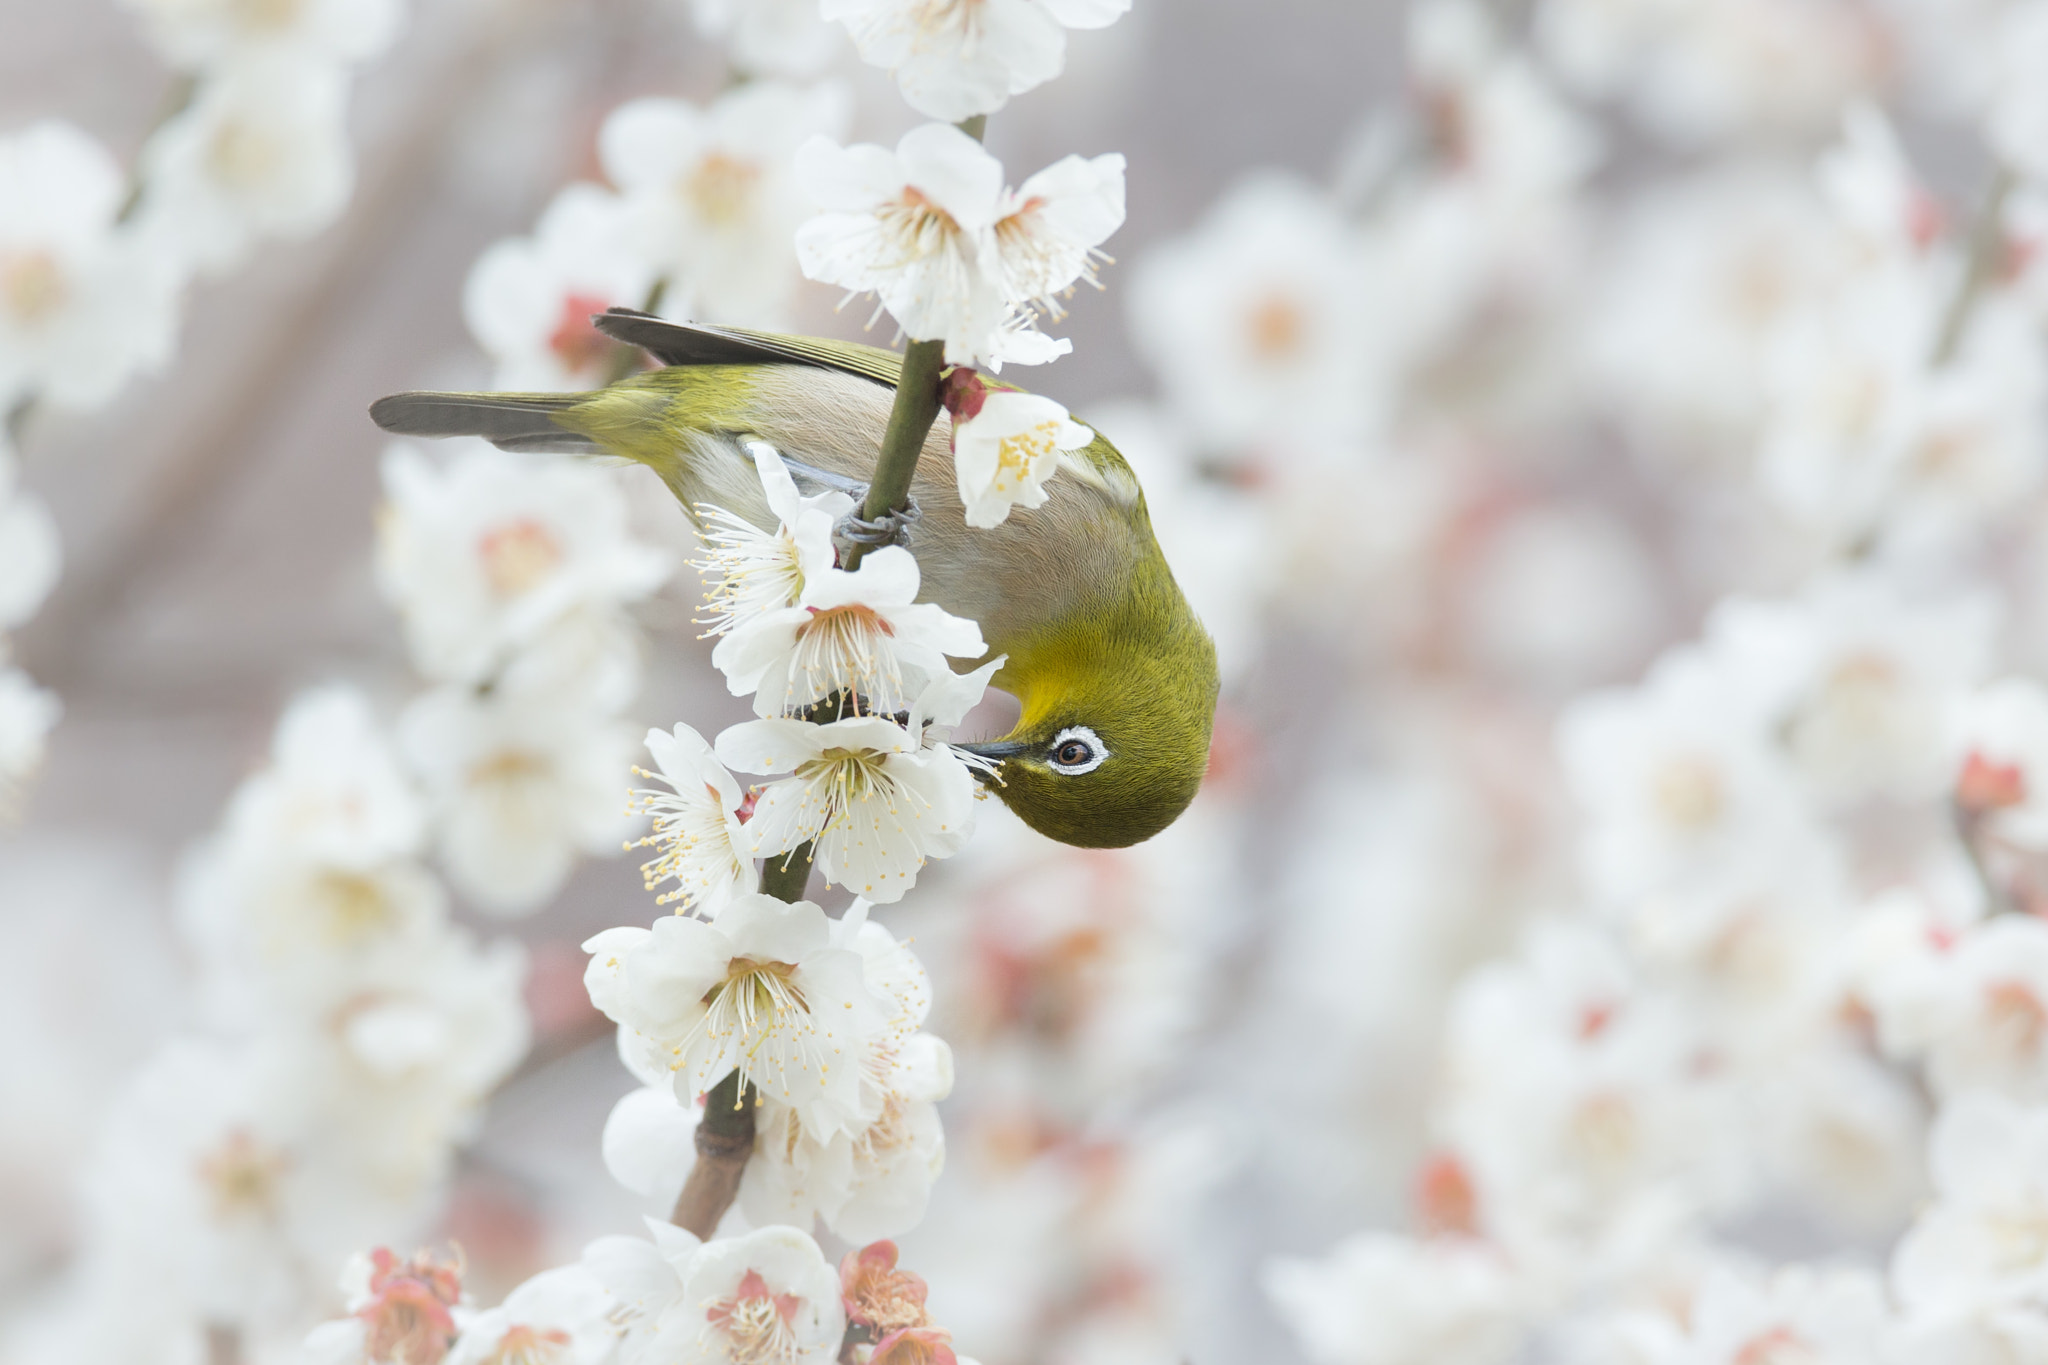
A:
367,391,601,455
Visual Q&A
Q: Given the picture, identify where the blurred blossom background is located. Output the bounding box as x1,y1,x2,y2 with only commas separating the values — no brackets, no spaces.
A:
14,0,2048,1362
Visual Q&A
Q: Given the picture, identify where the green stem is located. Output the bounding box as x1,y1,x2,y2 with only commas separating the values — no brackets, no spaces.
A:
846,338,947,571
840,114,988,572
759,840,814,902
1930,166,2014,369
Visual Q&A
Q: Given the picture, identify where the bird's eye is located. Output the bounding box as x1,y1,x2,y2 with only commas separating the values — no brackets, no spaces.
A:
1046,726,1108,776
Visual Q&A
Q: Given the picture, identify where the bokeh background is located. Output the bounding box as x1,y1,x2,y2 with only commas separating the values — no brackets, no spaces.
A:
9,1,2048,1363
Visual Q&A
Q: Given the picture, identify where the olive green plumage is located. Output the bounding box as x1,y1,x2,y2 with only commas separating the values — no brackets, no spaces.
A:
369,314,1219,849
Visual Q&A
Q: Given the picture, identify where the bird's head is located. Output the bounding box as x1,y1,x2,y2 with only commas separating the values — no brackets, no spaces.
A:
959,580,1219,849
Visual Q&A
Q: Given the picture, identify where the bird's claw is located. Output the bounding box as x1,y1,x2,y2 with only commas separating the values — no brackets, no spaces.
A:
833,498,922,560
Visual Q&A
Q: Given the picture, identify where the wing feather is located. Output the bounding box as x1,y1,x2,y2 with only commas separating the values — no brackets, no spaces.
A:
593,309,906,388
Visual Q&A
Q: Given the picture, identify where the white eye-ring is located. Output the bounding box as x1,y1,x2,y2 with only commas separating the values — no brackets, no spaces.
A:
1046,725,1109,776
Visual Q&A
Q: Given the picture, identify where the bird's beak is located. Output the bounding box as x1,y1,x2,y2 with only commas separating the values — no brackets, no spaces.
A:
956,738,1030,785
958,739,1031,760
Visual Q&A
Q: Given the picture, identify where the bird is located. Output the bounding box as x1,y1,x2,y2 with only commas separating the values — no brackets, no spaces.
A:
369,309,1218,850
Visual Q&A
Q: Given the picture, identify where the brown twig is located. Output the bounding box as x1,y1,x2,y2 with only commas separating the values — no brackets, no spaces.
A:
668,842,814,1236
204,1323,242,1365
671,1068,760,1237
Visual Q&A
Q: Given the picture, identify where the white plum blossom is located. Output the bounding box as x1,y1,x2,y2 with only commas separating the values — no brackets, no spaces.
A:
375,441,673,686
1749,1044,1929,1232
944,371,1095,528
1759,269,2047,551
1127,173,1379,450
1652,1264,1894,1365
1441,923,1730,1243
0,121,177,411
630,723,759,913
693,439,853,640
796,124,1123,366
463,184,658,391
1559,647,1811,906
742,1030,952,1243
582,893,888,1139
716,709,982,903
1894,1092,2048,1318
78,1040,411,1335
987,150,1126,323
796,124,1008,364
0,451,60,632
1408,0,1603,202
136,57,356,275
639,1225,844,1365
118,0,405,70
601,1083,701,1207
740,905,950,1241
177,836,450,1026
446,1264,614,1365
600,83,849,326
712,544,986,719
299,1246,467,1365
1860,914,2048,1102
214,685,426,872
1704,572,1996,807
823,0,1130,122
398,683,639,916
1952,678,2048,850
1587,165,1837,467
290,925,530,1190
1263,1232,1529,1365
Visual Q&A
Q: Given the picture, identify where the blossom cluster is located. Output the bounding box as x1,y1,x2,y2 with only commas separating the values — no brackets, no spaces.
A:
287,1,1150,1360
465,80,848,390
5,15,696,1356
1138,3,2048,1363
0,0,404,813
374,440,672,914
8,687,528,1363
305,1232,960,1365
308,326,1003,1365
584,434,990,1211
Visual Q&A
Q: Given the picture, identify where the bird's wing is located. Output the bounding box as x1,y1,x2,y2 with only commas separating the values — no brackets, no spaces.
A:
1058,431,1144,512
594,309,906,388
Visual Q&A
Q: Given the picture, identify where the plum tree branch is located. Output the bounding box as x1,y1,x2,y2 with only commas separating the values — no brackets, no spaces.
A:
669,840,812,1238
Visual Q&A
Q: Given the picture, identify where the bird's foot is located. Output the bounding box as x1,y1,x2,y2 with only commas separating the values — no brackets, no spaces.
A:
833,498,922,560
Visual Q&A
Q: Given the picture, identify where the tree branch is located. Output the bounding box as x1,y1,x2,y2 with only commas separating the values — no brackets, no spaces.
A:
669,842,813,1237
844,339,947,572
204,1323,242,1365
671,1068,760,1238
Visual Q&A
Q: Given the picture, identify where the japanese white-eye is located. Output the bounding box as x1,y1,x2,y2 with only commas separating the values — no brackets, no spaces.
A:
370,312,1218,849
